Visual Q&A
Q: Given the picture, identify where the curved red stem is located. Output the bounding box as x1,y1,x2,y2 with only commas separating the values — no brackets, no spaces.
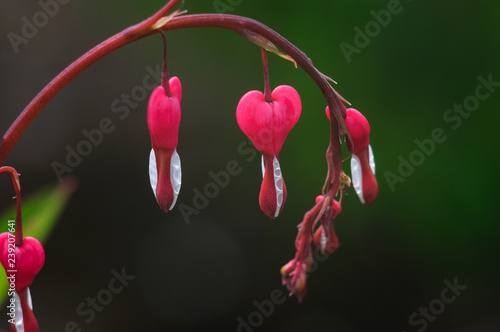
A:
0,4,344,196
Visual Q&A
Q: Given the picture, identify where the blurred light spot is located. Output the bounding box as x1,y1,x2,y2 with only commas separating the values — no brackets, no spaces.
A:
135,217,247,327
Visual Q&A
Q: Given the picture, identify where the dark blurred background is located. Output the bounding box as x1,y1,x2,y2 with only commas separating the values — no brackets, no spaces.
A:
1,0,499,331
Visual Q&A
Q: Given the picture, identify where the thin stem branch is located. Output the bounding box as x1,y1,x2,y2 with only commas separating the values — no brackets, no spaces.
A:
158,30,171,97
261,48,272,103
0,167,23,246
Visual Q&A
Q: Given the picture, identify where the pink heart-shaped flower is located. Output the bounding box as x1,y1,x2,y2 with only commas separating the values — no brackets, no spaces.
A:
325,107,378,205
236,85,301,156
342,108,378,206
147,77,182,150
147,77,182,212
0,233,45,291
236,85,301,218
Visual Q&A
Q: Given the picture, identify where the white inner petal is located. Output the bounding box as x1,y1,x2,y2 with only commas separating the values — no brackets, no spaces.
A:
15,292,24,332
149,148,158,199
27,287,33,310
351,155,365,204
368,144,376,174
321,227,327,252
169,149,182,210
273,156,284,218
261,155,265,179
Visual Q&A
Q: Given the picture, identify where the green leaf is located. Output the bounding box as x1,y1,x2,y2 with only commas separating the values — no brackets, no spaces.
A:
0,178,77,304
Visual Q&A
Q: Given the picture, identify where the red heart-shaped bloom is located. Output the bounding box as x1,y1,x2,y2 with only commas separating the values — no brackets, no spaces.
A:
147,77,182,151
148,77,183,212
236,85,301,219
337,108,378,206
0,233,45,291
236,85,301,156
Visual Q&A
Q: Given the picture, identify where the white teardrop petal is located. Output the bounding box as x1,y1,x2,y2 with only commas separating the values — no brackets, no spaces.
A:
14,292,24,332
320,227,327,252
27,287,33,310
149,149,158,199
351,155,365,204
169,149,182,210
368,144,376,174
273,156,284,218
261,155,265,178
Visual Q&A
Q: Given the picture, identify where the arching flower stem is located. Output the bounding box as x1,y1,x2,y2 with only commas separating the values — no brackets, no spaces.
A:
0,4,346,199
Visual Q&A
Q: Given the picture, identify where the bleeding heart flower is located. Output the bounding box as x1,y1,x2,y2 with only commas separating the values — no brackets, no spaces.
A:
0,234,45,291
344,108,378,205
236,85,301,218
0,233,44,332
326,106,378,205
147,76,182,212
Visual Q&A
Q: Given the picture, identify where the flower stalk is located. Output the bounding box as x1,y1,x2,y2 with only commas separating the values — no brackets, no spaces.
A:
0,167,46,331
261,48,272,103
0,166,23,246
158,30,172,98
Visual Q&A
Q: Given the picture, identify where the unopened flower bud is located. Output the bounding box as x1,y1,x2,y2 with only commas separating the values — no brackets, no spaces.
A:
312,196,342,254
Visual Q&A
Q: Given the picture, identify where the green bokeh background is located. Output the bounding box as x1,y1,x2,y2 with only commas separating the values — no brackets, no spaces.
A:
1,0,499,331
